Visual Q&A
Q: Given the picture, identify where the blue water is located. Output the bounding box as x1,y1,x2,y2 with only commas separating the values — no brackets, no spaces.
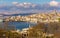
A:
8,22,36,30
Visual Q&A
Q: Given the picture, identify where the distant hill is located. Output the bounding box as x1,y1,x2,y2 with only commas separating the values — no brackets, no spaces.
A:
3,13,37,16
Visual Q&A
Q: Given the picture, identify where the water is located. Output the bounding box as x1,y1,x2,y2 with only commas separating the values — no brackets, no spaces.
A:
8,22,36,30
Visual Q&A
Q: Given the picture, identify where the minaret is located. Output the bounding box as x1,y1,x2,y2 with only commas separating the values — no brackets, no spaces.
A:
51,9,57,15
29,24,31,28
54,9,57,15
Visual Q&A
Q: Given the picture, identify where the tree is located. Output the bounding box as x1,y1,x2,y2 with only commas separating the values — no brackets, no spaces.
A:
27,22,46,38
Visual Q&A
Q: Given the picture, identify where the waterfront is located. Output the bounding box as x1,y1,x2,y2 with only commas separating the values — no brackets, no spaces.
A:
4,21,36,30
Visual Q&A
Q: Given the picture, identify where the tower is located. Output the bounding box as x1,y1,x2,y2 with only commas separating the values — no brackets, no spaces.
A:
29,24,31,28
53,9,57,15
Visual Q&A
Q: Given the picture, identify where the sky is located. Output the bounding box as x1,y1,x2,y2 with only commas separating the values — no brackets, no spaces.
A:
0,0,60,5
0,0,60,15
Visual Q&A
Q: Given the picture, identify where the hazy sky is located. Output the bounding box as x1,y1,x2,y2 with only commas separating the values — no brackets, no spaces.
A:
0,0,60,14
0,0,60,4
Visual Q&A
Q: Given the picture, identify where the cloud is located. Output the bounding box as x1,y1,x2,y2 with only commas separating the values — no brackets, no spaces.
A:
49,1,59,6
12,2,36,8
1,2,60,15
12,2,18,5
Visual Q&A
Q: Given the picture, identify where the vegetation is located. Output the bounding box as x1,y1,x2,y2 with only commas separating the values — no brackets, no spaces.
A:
0,22,60,38
27,22,60,38
0,30,22,38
